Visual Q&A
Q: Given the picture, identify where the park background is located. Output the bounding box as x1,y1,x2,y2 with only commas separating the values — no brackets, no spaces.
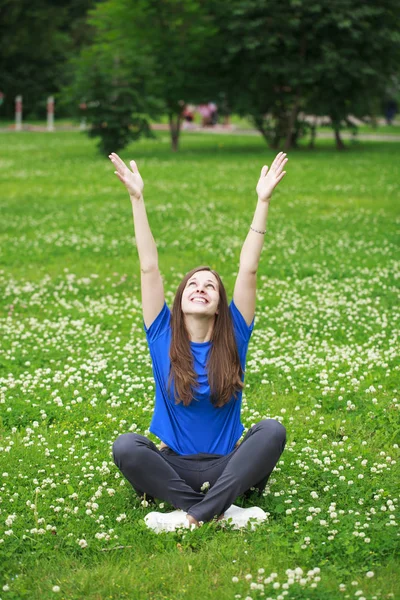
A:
0,1,399,599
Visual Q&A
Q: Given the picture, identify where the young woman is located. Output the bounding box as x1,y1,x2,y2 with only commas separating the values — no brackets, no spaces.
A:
110,150,288,532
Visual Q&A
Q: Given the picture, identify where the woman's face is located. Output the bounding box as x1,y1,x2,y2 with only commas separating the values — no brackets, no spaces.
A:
181,270,220,317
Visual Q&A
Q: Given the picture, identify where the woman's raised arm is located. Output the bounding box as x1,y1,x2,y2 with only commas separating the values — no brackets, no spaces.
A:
233,152,288,325
109,153,165,328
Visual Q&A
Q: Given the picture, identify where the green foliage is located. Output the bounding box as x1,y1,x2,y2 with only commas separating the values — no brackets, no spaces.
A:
0,0,95,119
76,0,217,151
86,107,153,157
213,0,400,149
3,0,399,153
67,44,158,154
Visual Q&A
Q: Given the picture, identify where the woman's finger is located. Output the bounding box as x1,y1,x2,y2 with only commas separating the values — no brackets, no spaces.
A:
270,152,282,172
110,153,127,171
275,152,287,168
275,158,288,175
276,171,286,183
114,171,125,184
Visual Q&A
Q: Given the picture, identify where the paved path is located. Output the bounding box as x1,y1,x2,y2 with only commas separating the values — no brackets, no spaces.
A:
1,123,400,142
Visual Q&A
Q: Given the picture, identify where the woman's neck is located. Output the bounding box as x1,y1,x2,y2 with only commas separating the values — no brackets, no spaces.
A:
184,315,214,343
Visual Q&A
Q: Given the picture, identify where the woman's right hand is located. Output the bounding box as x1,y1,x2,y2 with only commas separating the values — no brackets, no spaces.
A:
109,152,144,200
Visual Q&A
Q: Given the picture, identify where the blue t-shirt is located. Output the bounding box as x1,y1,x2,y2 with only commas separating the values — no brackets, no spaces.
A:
144,300,254,455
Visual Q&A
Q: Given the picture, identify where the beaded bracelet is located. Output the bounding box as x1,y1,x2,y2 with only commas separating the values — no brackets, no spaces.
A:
250,225,266,235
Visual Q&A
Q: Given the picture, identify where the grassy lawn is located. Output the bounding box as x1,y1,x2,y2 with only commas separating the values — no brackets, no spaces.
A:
0,131,399,599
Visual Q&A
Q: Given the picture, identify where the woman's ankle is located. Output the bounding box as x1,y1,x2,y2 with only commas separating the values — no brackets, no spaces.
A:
186,514,201,528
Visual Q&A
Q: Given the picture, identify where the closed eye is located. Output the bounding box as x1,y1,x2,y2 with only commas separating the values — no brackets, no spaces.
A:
187,279,216,289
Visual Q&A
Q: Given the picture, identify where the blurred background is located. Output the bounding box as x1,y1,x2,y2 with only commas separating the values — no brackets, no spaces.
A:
1,0,399,154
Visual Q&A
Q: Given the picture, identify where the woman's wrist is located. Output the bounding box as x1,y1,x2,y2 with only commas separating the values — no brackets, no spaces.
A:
257,194,272,205
130,193,144,203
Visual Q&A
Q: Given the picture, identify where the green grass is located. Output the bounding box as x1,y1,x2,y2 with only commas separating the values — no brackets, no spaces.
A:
0,131,399,600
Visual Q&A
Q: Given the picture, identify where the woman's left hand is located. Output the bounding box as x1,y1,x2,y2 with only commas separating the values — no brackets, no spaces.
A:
256,152,288,203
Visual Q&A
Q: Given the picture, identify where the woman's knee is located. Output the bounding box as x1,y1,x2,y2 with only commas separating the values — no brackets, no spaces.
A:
256,419,286,445
112,433,145,467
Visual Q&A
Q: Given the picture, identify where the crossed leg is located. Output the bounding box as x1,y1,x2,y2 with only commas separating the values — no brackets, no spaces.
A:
112,419,286,524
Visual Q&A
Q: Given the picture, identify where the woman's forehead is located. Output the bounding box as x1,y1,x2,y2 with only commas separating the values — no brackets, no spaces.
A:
188,270,218,284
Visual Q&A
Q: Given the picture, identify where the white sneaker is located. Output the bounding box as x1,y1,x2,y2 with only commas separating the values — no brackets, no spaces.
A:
144,509,190,533
222,505,267,530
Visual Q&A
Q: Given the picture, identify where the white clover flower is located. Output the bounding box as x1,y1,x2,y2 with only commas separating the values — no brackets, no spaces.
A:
52,586,61,592
200,481,210,492
232,577,239,583
78,539,87,548
366,571,374,578
116,513,127,522
273,581,280,589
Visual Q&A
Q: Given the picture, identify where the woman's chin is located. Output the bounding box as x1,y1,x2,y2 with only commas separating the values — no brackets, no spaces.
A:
183,304,215,317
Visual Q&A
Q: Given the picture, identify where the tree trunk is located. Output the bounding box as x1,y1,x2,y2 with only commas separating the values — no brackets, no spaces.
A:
284,35,306,151
168,113,181,152
334,127,345,150
171,129,179,152
309,117,317,149
253,116,270,146
284,94,300,151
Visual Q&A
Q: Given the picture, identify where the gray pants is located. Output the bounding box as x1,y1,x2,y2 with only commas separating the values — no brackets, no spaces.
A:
113,419,286,523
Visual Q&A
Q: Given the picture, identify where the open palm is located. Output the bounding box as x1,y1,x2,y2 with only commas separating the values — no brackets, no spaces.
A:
256,152,288,202
109,152,144,200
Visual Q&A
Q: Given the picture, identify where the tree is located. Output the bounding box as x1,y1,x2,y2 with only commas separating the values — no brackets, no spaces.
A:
81,0,216,151
213,0,400,149
303,1,400,149
66,43,158,155
0,0,95,119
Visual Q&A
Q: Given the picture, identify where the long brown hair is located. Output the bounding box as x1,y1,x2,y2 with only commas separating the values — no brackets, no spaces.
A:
168,266,244,407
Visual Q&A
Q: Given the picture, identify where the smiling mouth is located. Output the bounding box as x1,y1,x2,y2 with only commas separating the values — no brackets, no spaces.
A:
191,297,208,304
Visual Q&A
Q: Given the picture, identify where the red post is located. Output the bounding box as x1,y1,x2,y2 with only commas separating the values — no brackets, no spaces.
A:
47,96,54,131
15,95,22,131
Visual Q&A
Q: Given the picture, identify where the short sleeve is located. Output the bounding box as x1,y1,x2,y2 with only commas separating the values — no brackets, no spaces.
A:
229,299,255,343
144,302,171,343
